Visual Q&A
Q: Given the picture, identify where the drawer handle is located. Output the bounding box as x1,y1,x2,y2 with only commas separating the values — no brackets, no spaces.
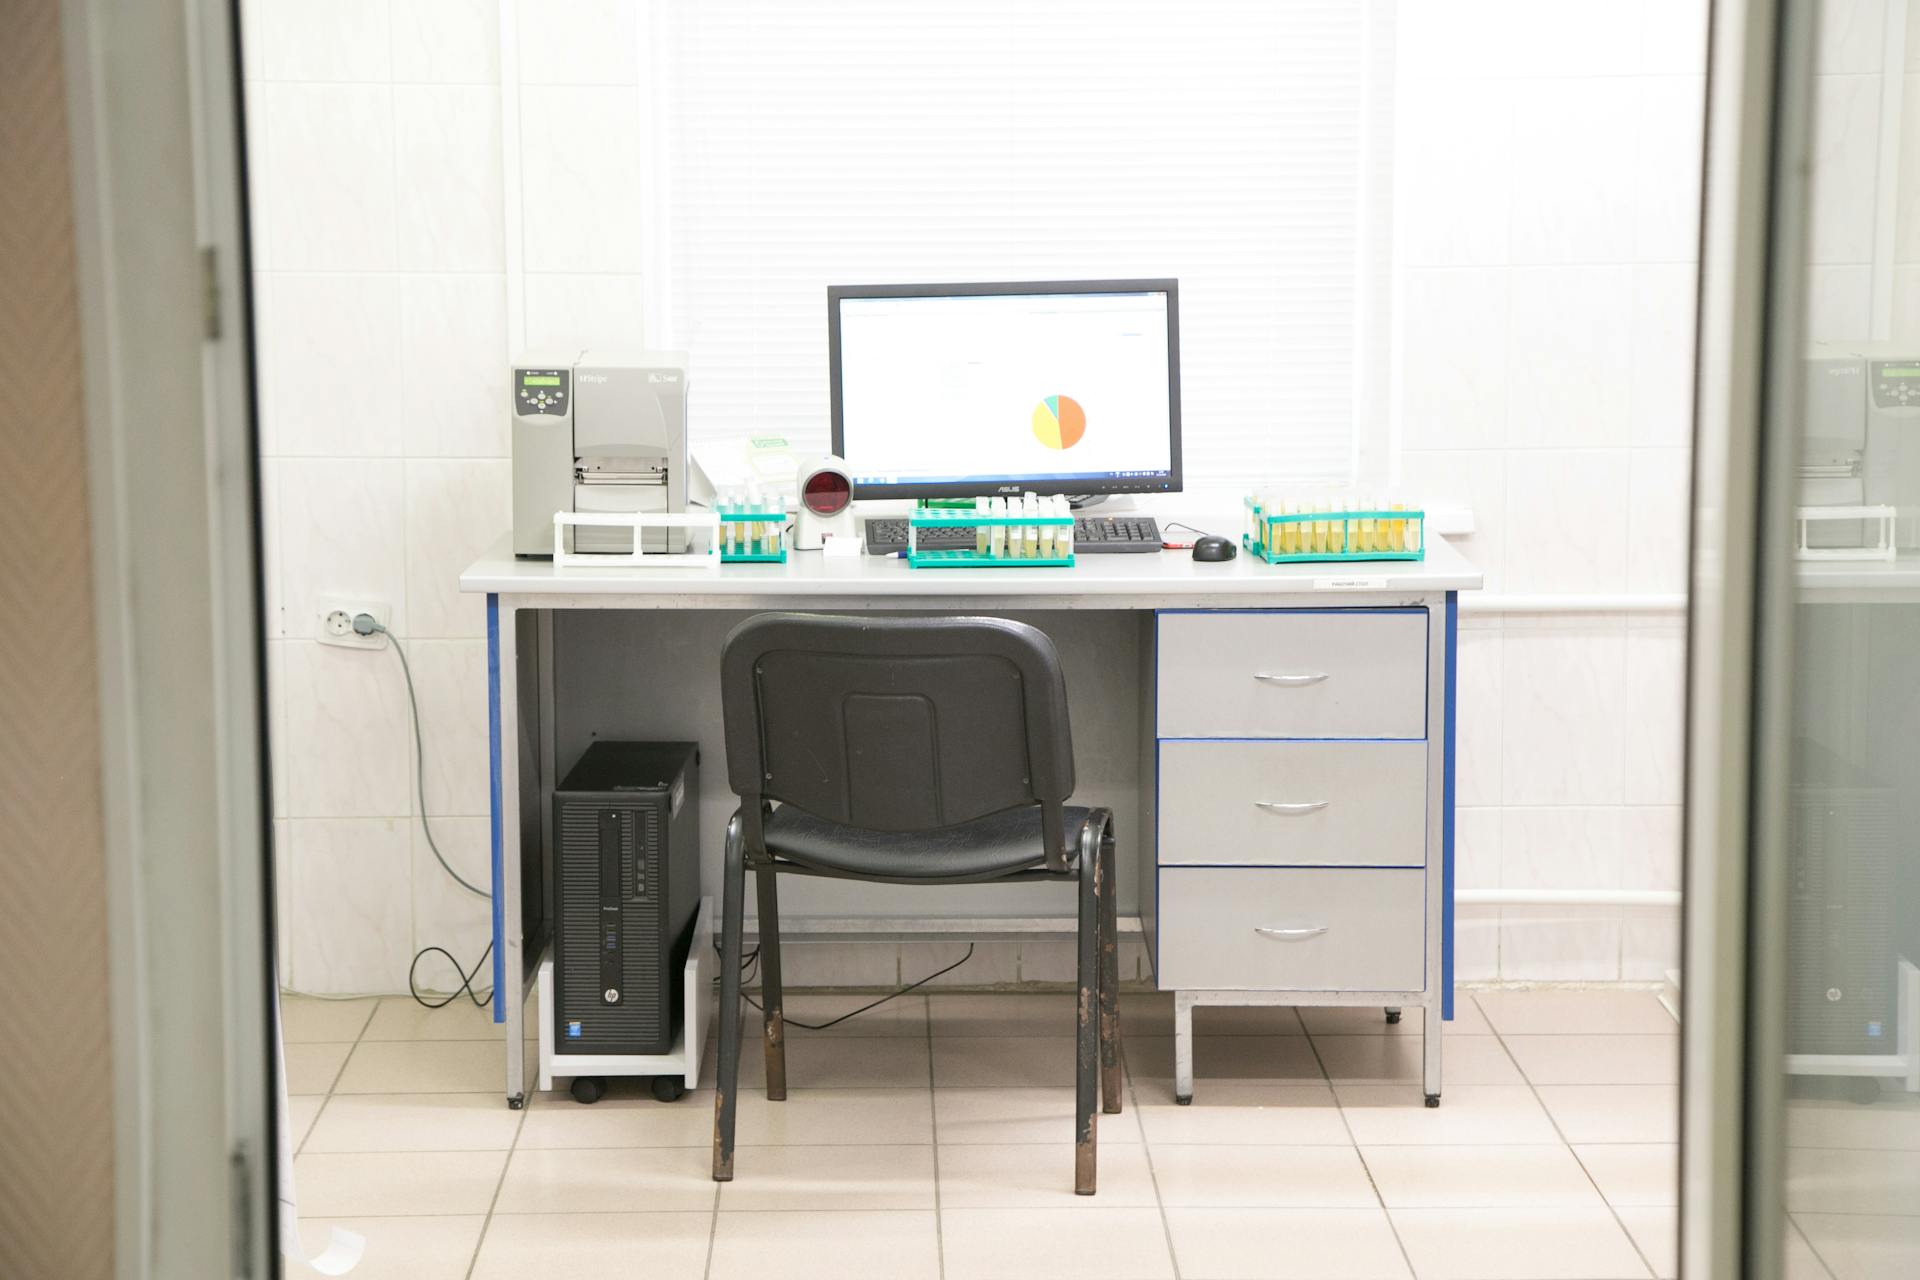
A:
1253,671,1328,687
1254,925,1328,941
1253,800,1329,816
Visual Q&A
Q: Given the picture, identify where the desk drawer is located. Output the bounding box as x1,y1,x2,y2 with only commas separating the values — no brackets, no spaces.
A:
1158,740,1426,868
1156,611,1426,740
1156,867,1425,991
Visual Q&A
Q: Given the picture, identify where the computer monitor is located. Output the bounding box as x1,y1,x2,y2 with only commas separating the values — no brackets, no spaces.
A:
828,280,1182,500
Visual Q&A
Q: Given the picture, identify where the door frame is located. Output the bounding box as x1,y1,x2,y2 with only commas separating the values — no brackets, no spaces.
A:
1682,0,1820,1276
62,0,275,1272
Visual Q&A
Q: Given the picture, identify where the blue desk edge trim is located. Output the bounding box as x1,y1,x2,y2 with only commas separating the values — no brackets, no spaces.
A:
487,595,505,1023
1443,591,1457,1021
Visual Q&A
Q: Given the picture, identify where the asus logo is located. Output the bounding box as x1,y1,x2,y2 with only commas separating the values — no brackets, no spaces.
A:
995,484,1019,493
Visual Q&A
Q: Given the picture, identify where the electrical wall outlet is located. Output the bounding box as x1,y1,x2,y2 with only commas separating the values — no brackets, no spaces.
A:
315,597,390,650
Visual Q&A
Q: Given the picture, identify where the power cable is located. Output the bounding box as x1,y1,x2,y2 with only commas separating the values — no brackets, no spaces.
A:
716,939,975,1030
351,613,495,1010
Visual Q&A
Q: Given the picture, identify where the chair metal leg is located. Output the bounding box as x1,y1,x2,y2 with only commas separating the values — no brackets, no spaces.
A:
712,814,747,1181
1075,824,1100,1195
1095,814,1121,1114
755,862,786,1102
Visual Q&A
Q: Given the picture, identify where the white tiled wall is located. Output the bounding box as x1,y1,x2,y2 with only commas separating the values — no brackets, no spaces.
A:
247,0,510,994
1395,0,1707,982
1806,0,1920,345
1407,0,1916,981
249,0,1761,994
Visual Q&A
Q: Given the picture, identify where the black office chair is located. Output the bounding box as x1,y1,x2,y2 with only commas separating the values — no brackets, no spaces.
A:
711,612,1121,1193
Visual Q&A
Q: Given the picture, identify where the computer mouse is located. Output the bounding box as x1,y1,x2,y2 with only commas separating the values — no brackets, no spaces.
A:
1191,535,1237,562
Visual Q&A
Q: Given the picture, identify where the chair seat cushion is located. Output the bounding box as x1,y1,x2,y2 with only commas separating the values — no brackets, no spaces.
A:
763,804,1088,881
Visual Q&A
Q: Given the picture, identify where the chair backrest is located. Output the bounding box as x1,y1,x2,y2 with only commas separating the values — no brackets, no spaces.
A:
720,613,1075,856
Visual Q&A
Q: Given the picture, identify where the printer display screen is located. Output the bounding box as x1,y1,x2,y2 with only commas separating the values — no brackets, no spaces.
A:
523,375,562,386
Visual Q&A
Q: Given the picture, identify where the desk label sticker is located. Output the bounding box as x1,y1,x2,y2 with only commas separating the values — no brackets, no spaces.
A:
1313,576,1390,591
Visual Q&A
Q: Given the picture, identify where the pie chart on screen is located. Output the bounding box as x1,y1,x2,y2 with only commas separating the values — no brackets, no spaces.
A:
1031,395,1087,450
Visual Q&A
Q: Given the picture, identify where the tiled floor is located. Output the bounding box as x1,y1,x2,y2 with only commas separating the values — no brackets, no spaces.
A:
280,987,1705,1280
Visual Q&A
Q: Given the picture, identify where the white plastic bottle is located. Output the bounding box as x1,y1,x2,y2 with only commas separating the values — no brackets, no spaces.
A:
975,497,989,554
990,497,1007,558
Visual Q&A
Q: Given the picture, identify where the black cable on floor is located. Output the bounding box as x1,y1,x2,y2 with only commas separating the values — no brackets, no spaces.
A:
409,940,494,1009
742,943,975,1030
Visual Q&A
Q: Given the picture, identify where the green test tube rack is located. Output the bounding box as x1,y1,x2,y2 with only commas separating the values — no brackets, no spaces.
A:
718,508,789,563
906,507,1076,568
1242,497,1425,565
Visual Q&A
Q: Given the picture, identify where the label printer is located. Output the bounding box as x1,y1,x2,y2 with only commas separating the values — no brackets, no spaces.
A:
511,351,701,557
1803,342,1920,546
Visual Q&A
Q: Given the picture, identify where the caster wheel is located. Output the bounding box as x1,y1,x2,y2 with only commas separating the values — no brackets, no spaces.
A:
570,1076,608,1105
651,1075,688,1103
507,1094,525,1111
1384,1008,1403,1025
1174,1094,1192,1107
1849,1077,1882,1105
1424,1093,1441,1109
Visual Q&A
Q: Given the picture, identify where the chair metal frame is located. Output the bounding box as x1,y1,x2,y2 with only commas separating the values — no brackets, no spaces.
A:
709,613,1122,1193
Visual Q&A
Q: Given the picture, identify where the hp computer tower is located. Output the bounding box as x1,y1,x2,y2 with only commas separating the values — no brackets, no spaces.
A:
1787,744,1896,1056
552,741,700,1054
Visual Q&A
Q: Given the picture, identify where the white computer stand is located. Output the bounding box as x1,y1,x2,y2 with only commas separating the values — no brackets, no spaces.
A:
536,896,715,1104
1785,957,1920,1097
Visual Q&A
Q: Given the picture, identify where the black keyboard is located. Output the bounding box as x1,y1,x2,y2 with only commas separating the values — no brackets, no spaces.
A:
862,514,1163,555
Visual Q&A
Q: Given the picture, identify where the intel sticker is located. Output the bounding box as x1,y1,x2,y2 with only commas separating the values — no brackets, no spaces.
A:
1868,1021,1884,1038
567,1021,583,1039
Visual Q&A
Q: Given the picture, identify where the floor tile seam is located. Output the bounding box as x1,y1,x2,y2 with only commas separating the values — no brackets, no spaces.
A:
1784,1211,1840,1280
354,1037,539,1045
1479,993,1661,1280
302,1207,718,1220
924,994,947,1280
460,1095,527,1280
700,1190,721,1280
348,998,379,1045
507,1141,945,1152
1300,1022,1414,1280
343,1082,939,1092
318,1045,355,1096
1129,1051,1185,1280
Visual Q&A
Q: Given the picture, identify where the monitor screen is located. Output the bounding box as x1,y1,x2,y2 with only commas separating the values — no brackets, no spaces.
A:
829,281,1181,499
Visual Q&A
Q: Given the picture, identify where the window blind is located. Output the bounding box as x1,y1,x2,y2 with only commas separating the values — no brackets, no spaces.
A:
657,0,1387,489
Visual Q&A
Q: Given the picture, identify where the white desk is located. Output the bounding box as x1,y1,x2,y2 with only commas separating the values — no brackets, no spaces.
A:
463,528,1481,1107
